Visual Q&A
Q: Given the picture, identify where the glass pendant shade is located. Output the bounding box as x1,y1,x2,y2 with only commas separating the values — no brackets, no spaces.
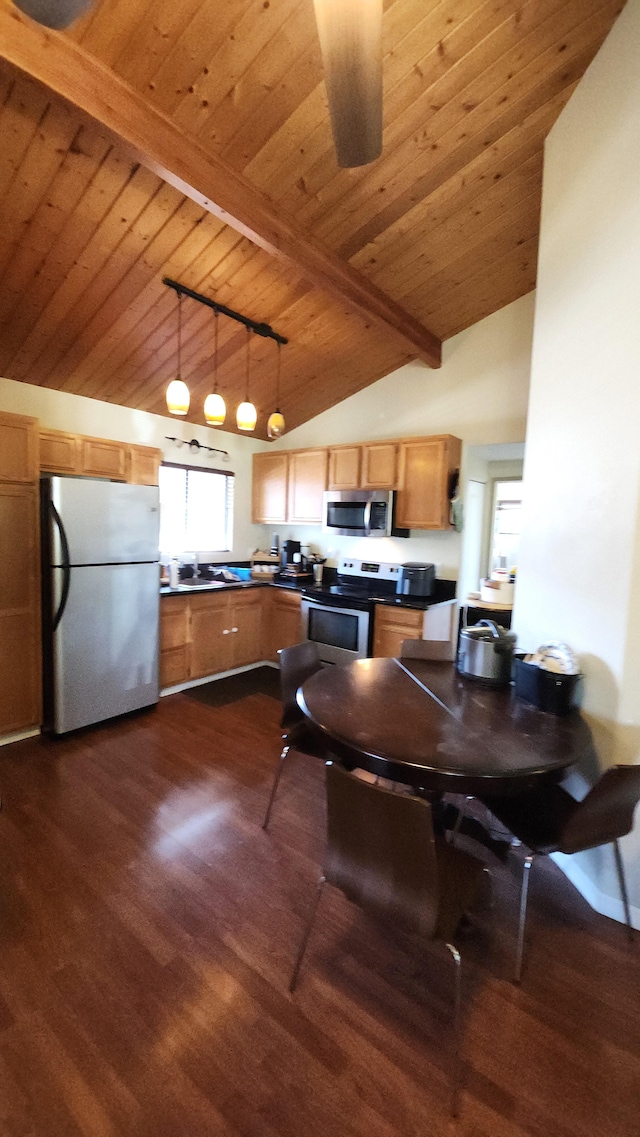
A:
236,400,257,431
267,409,286,439
166,378,190,416
204,392,226,425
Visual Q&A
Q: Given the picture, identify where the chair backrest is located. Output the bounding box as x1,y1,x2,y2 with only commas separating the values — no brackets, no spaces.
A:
560,764,640,853
400,638,456,662
324,762,441,940
278,641,323,730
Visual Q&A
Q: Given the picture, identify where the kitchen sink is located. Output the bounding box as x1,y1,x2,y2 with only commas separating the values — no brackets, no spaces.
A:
177,579,226,589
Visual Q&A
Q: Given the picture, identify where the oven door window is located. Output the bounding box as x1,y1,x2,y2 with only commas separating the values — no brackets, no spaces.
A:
307,606,360,653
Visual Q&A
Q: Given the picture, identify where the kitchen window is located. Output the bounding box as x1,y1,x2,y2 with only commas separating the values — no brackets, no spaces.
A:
159,463,234,557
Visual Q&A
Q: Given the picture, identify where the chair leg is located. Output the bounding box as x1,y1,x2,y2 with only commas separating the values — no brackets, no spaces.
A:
290,876,326,993
445,943,462,1118
447,795,473,844
262,743,290,831
515,854,534,984
613,840,635,942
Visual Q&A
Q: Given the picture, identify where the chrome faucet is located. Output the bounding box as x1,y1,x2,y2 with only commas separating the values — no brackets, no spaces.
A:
192,553,200,580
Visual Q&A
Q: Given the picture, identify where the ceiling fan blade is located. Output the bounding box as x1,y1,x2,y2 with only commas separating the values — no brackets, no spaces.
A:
313,0,383,169
13,0,94,29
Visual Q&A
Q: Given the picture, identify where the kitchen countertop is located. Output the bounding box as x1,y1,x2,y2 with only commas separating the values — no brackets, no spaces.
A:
160,577,457,610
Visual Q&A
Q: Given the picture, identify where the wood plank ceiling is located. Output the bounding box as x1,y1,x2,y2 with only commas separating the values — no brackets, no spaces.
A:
0,0,625,438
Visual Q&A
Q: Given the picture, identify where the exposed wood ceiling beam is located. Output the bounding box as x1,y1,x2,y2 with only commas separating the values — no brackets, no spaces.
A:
0,3,442,368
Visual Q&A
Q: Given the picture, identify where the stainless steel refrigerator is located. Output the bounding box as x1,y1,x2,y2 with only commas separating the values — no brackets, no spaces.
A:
41,476,160,734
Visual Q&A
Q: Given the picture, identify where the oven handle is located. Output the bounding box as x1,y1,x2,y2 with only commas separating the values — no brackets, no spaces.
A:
363,500,372,535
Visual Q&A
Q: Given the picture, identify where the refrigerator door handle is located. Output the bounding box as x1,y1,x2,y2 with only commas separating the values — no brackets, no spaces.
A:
51,501,71,632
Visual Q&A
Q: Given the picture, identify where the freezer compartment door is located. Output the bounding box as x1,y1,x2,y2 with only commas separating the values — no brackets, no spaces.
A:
51,562,159,734
49,477,159,565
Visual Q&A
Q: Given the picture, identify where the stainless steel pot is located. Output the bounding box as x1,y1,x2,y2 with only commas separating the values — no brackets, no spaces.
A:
457,619,517,686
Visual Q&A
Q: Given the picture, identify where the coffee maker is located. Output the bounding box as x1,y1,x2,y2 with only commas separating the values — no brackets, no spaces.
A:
280,539,301,568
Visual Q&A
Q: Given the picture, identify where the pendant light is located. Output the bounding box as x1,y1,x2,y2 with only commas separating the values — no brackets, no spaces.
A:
166,291,190,416
236,328,257,432
267,341,286,440
203,311,226,426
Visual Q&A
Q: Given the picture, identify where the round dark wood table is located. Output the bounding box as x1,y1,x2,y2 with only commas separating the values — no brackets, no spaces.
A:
297,657,594,796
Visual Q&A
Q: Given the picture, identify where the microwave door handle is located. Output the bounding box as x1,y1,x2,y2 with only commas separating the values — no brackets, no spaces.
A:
363,500,372,535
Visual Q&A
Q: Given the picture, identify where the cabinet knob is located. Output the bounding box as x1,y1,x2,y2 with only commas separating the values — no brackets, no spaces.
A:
231,627,238,633
222,628,230,635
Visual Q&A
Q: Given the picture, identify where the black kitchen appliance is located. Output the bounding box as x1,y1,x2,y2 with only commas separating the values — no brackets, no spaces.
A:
281,539,301,568
396,562,435,598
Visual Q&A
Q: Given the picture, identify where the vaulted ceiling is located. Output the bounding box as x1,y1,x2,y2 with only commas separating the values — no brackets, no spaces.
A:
0,0,625,437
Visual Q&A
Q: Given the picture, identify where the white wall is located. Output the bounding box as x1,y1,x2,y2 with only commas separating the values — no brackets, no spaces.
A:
513,0,640,921
262,293,534,576
0,376,266,563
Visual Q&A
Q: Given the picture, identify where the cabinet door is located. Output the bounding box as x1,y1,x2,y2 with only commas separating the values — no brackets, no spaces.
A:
395,436,461,529
39,428,80,475
128,444,161,486
361,442,398,490
287,449,328,524
80,436,127,481
328,446,361,490
372,605,422,658
159,594,189,686
189,594,231,679
230,590,264,668
0,484,41,731
0,412,38,483
252,452,288,523
266,589,302,659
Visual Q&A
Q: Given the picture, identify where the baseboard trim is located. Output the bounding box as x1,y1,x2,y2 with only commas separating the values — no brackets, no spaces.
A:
0,727,41,748
160,659,277,697
552,851,640,930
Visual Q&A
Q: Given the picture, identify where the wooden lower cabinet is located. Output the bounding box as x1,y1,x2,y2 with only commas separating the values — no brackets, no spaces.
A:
0,483,41,732
230,590,264,668
265,587,303,659
372,604,423,658
160,588,267,687
159,595,190,688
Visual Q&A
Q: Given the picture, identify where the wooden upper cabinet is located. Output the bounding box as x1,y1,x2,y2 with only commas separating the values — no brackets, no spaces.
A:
287,449,327,524
127,444,161,486
328,442,398,490
395,435,461,530
252,451,288,523
361,442,398,490
39,428,79,475
0,412,38,483
80,436,127,481
328,446,361,490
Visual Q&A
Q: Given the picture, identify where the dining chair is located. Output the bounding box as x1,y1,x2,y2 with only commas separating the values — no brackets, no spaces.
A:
262,641,326,831
480,764,640,982
290,761,489,1116
400,637,457,662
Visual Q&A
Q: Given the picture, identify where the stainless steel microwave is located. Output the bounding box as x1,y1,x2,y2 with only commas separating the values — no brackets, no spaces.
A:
322,489,393,538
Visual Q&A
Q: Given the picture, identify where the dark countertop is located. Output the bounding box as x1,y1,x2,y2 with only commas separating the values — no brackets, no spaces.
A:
160,576,456,610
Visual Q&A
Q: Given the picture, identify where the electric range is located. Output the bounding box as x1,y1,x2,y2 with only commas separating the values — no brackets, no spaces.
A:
300,559,402,664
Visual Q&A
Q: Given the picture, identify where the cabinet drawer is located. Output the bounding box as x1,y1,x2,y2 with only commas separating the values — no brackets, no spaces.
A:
160,646,189,689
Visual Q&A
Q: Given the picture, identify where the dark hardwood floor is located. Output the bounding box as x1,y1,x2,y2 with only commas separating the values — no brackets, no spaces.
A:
0,672,638,1136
